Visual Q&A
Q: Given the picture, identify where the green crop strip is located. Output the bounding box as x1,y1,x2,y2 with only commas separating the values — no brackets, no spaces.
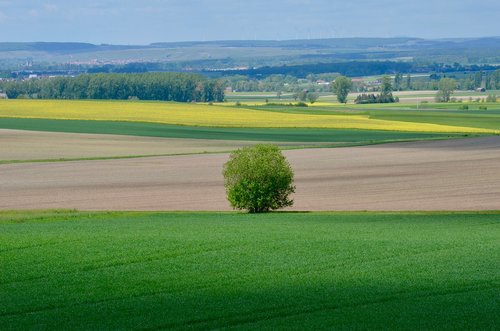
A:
0,117,470,142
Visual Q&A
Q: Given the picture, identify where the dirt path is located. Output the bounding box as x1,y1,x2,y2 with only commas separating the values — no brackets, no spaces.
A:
1,137,499,211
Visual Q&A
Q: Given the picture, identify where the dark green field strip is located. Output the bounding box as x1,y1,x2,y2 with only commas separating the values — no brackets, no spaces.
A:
1,211,499,330
369,109,500,130
0,117,468,143
242,105,361,115
245,105,500,130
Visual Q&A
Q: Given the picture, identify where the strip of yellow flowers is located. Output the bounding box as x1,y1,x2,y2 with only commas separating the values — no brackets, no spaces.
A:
0,99,496,133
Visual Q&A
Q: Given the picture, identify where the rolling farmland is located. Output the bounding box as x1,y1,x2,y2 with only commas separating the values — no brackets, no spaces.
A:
1,97,499,330
1,99,499,211
1,3,499,329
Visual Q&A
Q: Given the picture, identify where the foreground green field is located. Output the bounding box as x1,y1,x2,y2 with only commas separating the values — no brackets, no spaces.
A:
1,211,499,330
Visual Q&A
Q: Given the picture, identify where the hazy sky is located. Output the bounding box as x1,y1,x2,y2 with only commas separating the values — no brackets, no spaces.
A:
0,0,498,44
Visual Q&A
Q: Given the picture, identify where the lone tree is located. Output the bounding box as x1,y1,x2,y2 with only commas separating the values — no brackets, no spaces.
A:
332,76,352,104
223,144,295,213
307,92,320,104
380,75,393,98
436,78,457,102
406,74,412,90
394,72,403,91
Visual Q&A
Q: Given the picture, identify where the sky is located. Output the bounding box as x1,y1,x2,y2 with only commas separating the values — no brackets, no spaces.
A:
0,0,498,44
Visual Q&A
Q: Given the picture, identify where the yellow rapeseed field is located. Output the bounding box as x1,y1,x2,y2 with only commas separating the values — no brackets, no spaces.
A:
0,99,496,133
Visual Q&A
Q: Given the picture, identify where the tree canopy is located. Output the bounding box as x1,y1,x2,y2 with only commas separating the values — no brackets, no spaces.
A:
332,76,353,103
223,144,295,213
435,78,457,102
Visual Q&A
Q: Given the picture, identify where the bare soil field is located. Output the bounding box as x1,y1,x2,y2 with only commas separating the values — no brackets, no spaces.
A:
0,129,309,161
1,137,499,211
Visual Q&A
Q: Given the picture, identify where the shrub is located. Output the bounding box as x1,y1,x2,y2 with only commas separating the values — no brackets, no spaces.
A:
458,105,469,110
479,106,488,110
354,93,397,104
223,144,295,213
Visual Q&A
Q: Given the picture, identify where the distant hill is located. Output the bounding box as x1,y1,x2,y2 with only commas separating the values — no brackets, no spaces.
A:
150,37,421,49
2,37,496,53
0,37,499,72
0,42,99,53
0,42,149,54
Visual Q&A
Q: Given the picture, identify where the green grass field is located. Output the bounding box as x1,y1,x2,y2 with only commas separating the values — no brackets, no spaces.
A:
1,211,499,330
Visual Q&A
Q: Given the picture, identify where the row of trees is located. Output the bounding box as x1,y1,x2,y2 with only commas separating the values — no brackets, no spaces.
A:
232,61,413,78
0,73,225,102
399,70,500,91
223,69,500,94
333,75,493,104
219,70,500,100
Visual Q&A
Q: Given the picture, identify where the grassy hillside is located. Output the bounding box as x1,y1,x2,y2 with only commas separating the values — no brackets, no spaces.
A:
1,211,499,330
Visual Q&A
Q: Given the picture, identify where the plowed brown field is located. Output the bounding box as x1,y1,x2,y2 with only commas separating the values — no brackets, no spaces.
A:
0,129,310,161
1,137,499,211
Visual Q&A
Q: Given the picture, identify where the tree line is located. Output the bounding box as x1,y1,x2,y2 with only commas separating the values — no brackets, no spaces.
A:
0,73,225,102
400,70,500,91
222,69,500,94
226,61,413,78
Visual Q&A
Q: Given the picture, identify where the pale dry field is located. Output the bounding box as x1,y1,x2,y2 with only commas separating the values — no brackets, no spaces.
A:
0,129,311,161
1,136,499,211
